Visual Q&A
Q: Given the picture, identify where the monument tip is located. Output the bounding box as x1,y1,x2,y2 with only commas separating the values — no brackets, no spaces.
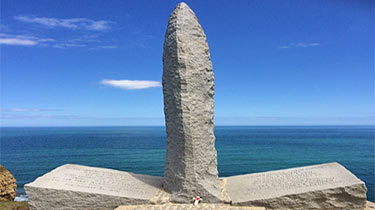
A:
176,2,189,8
174,2,194,14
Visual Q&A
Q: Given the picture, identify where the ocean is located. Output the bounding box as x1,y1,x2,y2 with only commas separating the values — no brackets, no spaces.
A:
1,126,374,202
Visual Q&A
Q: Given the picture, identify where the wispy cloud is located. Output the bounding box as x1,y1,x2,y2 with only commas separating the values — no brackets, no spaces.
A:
52,43,87,49
3,15,118,49
0,33,54,46
100,79,162,90
14,16,112,31
3,16,117,49
2,108,62,112
280,42,320,49
215,116,375,125
89,45,118,51
98,45,118,49
1,114,78,120
0,38,37,46
51,35,102,49
1,114,165,126
0,32,117,50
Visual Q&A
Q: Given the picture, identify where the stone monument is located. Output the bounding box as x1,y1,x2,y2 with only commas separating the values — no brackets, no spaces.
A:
25,164,165,209
25,2,368,210
225,162,367,209
162,2,224,203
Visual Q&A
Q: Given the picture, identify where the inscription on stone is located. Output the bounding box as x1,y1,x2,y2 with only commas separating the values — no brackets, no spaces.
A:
225,162,367,209
26,164,163,200
238,167,340,196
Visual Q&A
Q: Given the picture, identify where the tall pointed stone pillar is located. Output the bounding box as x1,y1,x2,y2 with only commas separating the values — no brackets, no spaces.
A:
162,2,223,203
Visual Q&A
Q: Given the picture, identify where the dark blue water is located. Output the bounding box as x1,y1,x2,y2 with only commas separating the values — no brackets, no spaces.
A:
1,126,374,201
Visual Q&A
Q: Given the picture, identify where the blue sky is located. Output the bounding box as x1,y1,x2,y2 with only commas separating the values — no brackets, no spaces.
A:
1,0,373,126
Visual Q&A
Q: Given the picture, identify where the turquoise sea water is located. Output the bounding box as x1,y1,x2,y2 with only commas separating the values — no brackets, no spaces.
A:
1,126,374,201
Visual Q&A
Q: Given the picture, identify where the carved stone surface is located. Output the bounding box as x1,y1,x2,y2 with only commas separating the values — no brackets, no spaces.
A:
25,164,164,210
225,162,367,210
23,2,371,209
116,204,265,210
162,2,223,203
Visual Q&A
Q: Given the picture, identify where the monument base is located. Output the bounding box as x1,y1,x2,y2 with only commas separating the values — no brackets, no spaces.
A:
115,204,265,210
225,162,367,210
25,163,367,210
25,164,165,210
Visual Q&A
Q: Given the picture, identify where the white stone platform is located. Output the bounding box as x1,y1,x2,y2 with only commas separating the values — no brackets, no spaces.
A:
116,203,264,210
25,164,164,210
224,162,367,209
25,162,367,210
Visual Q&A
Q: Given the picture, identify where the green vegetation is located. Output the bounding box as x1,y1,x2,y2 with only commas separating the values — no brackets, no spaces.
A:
0,201,29,210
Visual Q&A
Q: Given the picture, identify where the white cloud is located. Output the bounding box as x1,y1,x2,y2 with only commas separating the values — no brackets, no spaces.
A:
100,79,162,90
3,108,62,112
89,45,118,50
99,45,118,49
0,38,37,46
0,33,54,46
9,108,41,112
15,16,112,31
0,33,115,49
295,43,320,47
280,42,320,49
52,43,87,49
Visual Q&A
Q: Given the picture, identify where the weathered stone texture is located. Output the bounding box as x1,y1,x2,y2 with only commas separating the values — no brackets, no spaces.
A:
0,165,17,201
116,203,265,210
25,164,163,210
225,162,367,210
366,201,375,210
162,2,222,203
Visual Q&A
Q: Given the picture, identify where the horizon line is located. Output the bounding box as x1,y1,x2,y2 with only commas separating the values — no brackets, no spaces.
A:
1,124,374,128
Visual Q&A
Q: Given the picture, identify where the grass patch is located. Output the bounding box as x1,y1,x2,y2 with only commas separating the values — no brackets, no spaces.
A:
0,201,29,210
